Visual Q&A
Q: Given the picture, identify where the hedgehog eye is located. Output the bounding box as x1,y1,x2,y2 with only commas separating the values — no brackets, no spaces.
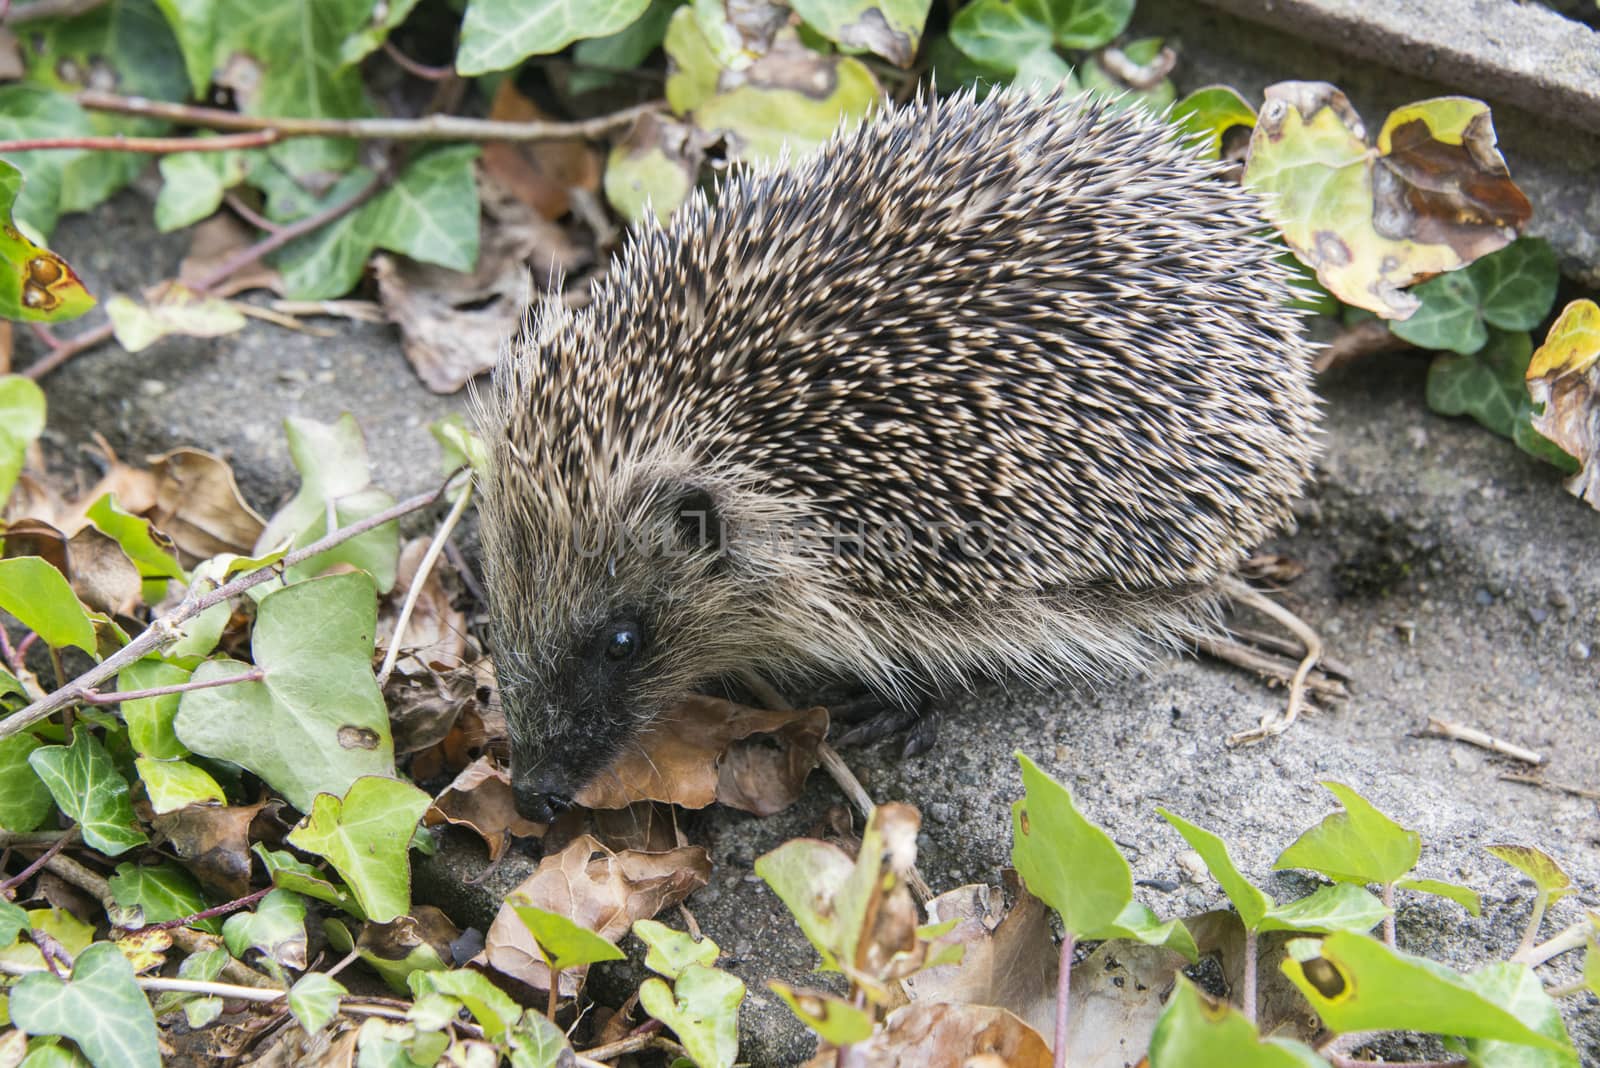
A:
603,622,644,662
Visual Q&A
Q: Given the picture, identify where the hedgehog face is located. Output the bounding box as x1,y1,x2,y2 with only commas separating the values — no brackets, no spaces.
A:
486,468,790,824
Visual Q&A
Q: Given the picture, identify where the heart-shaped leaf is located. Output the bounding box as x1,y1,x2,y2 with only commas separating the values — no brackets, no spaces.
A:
285,776,430,924
9,942,161,1068
1274,782,1420,886
28,727,147,855
174,571,394,812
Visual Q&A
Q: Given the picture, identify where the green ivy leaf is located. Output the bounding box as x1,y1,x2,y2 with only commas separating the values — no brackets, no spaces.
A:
788,0,933,67
769,980,874,1047
509,901,627,972
0,376,46,506
1485,845,1572,904
85,495,186,585
1426,328,1534,439
1010,751,1131,938
1160,808,1272,930
457,0,651,75
1274,782,1421,886
1172,86,1257,160
0,733,55,833
173,571,396,813
253,845,367,919
569,0,678,95
117,660,190,760
9,942,161,1068
633,919,720,980
1392,238,1559,355
27,727,147,855
1398,877,1482,917
0,897,30,947
950,0,1130,72
1452,961,1579,1067
17,0,188,216
337,0,424,68
108,860,217,934
1258,883,1389,935
134,757,225,814
0,556,97,655
1098,900,1197,961
638,966,745,1068
506,1011,572,1066
408,969,522,1041
287,972,347,1034
151,945,228,1025
209,0,375,179
285,776,431,924
0,88,95,238
221,888,307,983
152,0,217,97
265,146,480,301
1282,932,1567,1050
1148,977,1326,1068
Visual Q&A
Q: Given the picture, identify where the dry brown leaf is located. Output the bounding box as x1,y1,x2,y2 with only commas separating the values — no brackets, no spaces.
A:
387,664,480,756
480,833,710,992
151,801,274,899
588,802,687,854
1526,298,1600,509
64,525,142,616
905,883,1056,1038
0,518,68,571
424,756,545,860
482,80,601,220
147,447,267,561
358,907,460,971
808,1003,1052,1068
574,695,827,814
378,537,468,675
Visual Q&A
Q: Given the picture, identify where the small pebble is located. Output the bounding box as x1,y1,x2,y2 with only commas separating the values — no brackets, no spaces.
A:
927,801,954,824
1528,607,1549,625
1473,588,1494,607
139,379,167,397
1571,641,1592,662
1176,850,1207,884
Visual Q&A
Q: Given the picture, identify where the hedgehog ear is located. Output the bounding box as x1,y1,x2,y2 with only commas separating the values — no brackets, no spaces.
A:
670,485,725,560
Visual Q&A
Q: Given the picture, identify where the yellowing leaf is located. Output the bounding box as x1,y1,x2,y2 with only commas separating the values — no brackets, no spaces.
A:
0,161,95,322
1526,299,1600,508
1244,84,1528,319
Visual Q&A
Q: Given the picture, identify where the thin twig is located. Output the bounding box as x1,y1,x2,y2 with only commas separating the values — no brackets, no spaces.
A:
382,40,454,82
1499,772,1600,800
6,0,108,22
0,827,79,893
1198,637,1348,700
377,481,473,686
1314,318,1415,374
0,131,276,154
79,668,264,705
1420,718,1546,765
1382,882,1396,947
224,192,281,234
77,90,663,143
0,476,459,742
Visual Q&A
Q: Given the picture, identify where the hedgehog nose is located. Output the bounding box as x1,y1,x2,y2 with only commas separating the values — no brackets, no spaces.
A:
512,778,573,825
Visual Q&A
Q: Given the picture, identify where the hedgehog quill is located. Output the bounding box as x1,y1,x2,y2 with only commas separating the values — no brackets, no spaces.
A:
477,88,1320,823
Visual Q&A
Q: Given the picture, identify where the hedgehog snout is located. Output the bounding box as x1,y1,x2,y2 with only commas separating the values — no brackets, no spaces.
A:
511,771,574,825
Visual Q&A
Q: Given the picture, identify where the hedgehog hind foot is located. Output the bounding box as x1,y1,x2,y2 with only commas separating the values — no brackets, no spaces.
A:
1208,579,1349,745
829,691,940,756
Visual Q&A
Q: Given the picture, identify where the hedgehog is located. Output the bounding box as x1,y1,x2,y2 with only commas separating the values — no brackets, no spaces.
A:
476,86,1320,823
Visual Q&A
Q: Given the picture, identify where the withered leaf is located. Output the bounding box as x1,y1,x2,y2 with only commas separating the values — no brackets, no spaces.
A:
424,756,545,861
480,834,710,993
1526,298,1600,509
147,447,267,561
574,695,826,815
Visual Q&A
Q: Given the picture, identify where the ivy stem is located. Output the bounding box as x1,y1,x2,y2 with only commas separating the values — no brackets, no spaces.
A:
0,131,277,154
75,90,662,143
1054,931,1074,1068
383,40,455,82
0,472,462,742
1514,916,1588,967
1382,882,1396,946
1514,889,1549,960
129,886,271,932
1241,926,1258,1024
0,826,79,894
547,965,562,1022
78,668,265,705
376,479,473,686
